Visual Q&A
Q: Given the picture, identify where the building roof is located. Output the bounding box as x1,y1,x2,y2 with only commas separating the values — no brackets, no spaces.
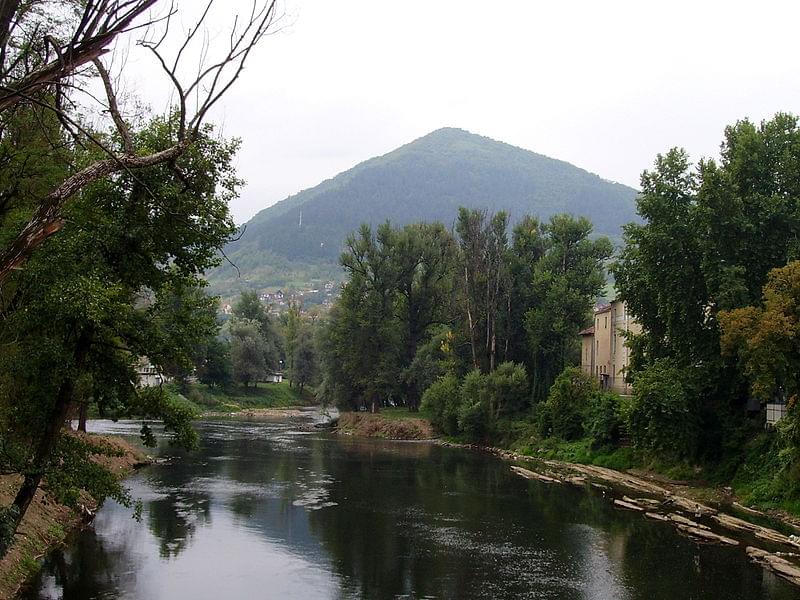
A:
594,303,612,314
579,326,595,336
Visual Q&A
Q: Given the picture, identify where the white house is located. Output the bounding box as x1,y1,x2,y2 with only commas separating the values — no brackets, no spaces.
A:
136,359,165,387
265,371,283,384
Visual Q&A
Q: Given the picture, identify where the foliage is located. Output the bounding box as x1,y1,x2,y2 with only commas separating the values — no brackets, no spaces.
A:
624,360,695,458
586,391,625,447
319,221,455,411
613,113,800,458
0,111,239,539
524,215,613,400
458,371,490,443
420,374,461,436
720,260,800,403
292,324,317,391
230,320,269,388
196,337,233,388
487,362,529,418
539,368,596,441
456,208,509,373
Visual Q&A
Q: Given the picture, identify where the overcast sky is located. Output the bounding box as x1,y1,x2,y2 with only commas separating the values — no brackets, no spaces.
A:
118,0,800,224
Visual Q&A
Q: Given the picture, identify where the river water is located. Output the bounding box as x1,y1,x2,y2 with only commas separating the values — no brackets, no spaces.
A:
19,416,800,599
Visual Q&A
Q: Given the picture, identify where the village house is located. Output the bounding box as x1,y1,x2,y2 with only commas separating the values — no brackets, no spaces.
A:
580,299,641,395
136,358,166,387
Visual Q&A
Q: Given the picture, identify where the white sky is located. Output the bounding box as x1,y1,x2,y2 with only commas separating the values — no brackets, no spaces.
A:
115,0,800,224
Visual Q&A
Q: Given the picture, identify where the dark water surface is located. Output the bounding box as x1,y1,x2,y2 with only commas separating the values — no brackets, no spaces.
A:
20,416,800,599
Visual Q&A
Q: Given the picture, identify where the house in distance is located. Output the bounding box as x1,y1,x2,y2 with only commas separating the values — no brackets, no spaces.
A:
580,300,641,395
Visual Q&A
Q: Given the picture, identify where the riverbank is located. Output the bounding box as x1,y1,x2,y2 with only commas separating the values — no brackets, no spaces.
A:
179,382,316,415
333,409,800,586
0,433,147,599
336,410,434,440
484,446,800,587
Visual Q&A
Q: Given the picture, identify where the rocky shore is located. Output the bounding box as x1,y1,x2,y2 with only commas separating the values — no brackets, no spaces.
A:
439,440,800,588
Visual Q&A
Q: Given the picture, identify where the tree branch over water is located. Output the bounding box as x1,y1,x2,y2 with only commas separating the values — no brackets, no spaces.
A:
0,0,278,287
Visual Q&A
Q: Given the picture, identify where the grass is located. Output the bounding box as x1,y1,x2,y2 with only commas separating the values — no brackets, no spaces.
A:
376,407,432,421
179,381,315,413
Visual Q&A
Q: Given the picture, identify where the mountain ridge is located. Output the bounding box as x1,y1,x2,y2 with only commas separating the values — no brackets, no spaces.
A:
208,127,640,296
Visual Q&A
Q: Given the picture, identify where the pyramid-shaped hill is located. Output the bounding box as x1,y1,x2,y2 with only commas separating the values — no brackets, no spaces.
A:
208,128,640,294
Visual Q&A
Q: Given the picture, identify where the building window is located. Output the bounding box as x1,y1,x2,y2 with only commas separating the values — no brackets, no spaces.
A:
605,316,607,328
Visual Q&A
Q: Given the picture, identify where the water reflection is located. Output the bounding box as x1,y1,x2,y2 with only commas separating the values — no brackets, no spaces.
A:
20,417,800,600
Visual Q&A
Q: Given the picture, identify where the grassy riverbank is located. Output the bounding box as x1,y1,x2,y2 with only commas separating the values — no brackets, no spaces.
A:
336,409,434,440
178,382,316,414
0,434,147,599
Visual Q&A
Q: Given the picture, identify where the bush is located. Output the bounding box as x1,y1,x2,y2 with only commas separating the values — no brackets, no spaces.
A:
458,396,489,442
421,374,461,436
487,362,529,417
458,370,490,442
624,359,695,458
587,391,624,447
541,367,596,440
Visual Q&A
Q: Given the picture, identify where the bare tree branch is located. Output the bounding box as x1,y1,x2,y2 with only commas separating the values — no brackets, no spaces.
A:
0,0,278,287
93,58,133,154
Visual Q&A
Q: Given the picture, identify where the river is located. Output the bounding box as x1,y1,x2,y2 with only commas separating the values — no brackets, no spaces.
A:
19,415,800,599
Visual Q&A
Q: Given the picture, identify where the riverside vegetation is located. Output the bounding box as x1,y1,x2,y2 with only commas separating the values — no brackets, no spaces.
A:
2,0,800,593
0,0,278,574
318,112,800,518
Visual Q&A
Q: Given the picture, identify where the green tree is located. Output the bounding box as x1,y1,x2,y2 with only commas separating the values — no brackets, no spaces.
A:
197,337,233,389
421,374,461,436
292,324,317,392
624,359,695,458
539,367,596,441
455,208,510,373
394,222,458,409
613,113,800,457
525,214,612,401
230,320,268,389
0,114,238,545
282,302,302,386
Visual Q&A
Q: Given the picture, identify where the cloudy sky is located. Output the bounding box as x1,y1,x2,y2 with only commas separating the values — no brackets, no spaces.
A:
118,0,800,224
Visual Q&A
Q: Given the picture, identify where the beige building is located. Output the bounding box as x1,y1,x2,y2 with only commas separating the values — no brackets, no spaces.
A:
580,299,640,395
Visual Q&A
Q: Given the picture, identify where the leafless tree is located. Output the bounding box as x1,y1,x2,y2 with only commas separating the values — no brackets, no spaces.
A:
0,0,278,287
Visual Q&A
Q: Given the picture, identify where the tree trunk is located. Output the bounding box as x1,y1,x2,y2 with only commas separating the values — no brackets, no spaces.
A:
12,328,93,531
464,266,478,370
78,402,88,433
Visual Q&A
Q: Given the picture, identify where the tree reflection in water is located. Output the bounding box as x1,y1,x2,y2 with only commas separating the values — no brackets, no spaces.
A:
20,419,800,600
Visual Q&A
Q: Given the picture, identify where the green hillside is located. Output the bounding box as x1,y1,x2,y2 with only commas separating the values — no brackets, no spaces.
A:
207,128,640,295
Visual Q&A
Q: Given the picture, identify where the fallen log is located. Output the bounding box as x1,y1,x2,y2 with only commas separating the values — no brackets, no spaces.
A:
675,524,738,546
667,513,710,530
746,546,800,586
614,499,645,512
510,465,561,484
645,512,669,521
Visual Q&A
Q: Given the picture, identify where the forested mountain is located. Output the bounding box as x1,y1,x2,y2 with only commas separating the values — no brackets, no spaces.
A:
208,128,639,294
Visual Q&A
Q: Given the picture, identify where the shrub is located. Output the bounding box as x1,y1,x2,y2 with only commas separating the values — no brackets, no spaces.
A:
458,370,490,442
487,362,529,418
421,374,461,436
587,391,624,447
624,359,695,458
541,367,596,440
